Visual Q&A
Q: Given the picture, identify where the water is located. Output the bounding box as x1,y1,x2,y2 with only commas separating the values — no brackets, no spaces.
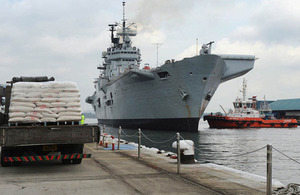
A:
86,118,300,185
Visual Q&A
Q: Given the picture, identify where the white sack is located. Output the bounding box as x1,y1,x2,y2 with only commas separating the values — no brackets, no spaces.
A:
11,102,36,108
41,98,57,102
34,107,53,113
35,102,51,107
10,106,33,112
24,116,41,123
9,117,25,122
22,97,41,102
26,112,43,118
9,112,26,118
51,107,67,113
51,101,66,107
41,93,59,98
40,117,57,122
41,112,59,118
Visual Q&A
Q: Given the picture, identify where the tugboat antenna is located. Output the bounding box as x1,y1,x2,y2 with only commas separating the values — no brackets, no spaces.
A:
240,78,247,101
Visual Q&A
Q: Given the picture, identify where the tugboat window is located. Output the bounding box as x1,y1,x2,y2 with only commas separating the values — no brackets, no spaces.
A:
157,71,170,78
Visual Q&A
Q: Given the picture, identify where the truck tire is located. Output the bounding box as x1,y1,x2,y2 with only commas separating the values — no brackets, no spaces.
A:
61,144,83,165
11,147,22,166
72,144,83,164
72,159,82,164
62,159,72,164
1,147,23,167
1,147,11,167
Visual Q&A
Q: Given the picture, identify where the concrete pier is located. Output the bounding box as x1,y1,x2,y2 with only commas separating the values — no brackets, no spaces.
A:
84,142,283,195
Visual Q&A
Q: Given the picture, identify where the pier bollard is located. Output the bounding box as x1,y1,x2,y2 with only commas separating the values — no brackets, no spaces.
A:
118,126,121,150
138,128,141,159
267,144,272,195
105,136,108,147
177,133,181,174
112,138,115,150
99,135,103,146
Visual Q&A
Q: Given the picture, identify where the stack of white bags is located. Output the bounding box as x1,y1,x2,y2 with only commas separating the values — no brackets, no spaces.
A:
9,81,82,123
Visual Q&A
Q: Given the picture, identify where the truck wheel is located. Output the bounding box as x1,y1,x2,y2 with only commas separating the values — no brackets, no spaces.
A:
62,159,72,164
1,148,11,167
61,144,83,165
72,144,83,164
11,147,23,166
72,159,82,164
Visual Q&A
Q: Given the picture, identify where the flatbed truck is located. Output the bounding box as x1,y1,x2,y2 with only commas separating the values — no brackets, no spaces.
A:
0,77,99,167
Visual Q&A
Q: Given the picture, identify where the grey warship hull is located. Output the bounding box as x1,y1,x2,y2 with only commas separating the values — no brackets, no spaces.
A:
88,54,255,131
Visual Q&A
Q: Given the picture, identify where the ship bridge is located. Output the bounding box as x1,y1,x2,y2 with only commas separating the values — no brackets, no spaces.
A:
101,5,141,80
106,48,140,61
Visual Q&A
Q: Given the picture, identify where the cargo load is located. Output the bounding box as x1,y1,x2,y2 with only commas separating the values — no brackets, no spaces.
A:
0,76,99,167
9,81,81,123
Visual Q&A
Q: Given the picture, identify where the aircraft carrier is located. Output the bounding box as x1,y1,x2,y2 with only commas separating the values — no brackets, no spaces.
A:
86,2,256,131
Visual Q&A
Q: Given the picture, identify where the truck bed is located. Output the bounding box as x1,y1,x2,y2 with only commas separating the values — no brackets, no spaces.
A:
0,124,99,147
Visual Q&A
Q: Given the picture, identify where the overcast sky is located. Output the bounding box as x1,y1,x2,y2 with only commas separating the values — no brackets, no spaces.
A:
1,0,300,113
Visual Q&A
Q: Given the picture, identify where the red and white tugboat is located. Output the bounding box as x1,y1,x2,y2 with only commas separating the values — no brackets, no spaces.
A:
203,79,298,128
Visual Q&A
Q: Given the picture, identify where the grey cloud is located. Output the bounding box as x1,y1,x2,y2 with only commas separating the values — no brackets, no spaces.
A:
230,0,300,45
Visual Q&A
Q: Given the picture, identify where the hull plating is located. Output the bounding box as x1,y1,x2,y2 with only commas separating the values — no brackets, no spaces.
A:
98,118,200,131
93,55,226,132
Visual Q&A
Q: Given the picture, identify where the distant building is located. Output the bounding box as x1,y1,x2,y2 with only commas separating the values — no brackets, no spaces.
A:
269,98,300,121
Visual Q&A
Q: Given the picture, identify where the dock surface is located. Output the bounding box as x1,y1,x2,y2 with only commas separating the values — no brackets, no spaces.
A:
0,143,282,194
84,143,281,195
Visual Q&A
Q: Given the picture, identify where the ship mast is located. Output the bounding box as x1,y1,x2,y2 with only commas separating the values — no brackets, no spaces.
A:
240,78,247,101
122,1,126,41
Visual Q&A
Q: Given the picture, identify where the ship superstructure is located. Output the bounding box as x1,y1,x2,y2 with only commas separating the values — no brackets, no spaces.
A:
86,2,256,131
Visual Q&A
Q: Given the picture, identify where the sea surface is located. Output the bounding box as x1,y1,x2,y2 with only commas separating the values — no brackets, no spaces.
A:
86,118,300,185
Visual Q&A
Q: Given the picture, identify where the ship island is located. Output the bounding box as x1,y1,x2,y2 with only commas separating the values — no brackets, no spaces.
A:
86,2,256,132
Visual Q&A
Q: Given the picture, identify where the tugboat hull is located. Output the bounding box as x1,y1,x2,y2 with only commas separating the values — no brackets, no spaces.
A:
204,115,298,128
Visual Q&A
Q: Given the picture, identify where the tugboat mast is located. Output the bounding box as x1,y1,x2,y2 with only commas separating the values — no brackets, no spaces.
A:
241,78,247,101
